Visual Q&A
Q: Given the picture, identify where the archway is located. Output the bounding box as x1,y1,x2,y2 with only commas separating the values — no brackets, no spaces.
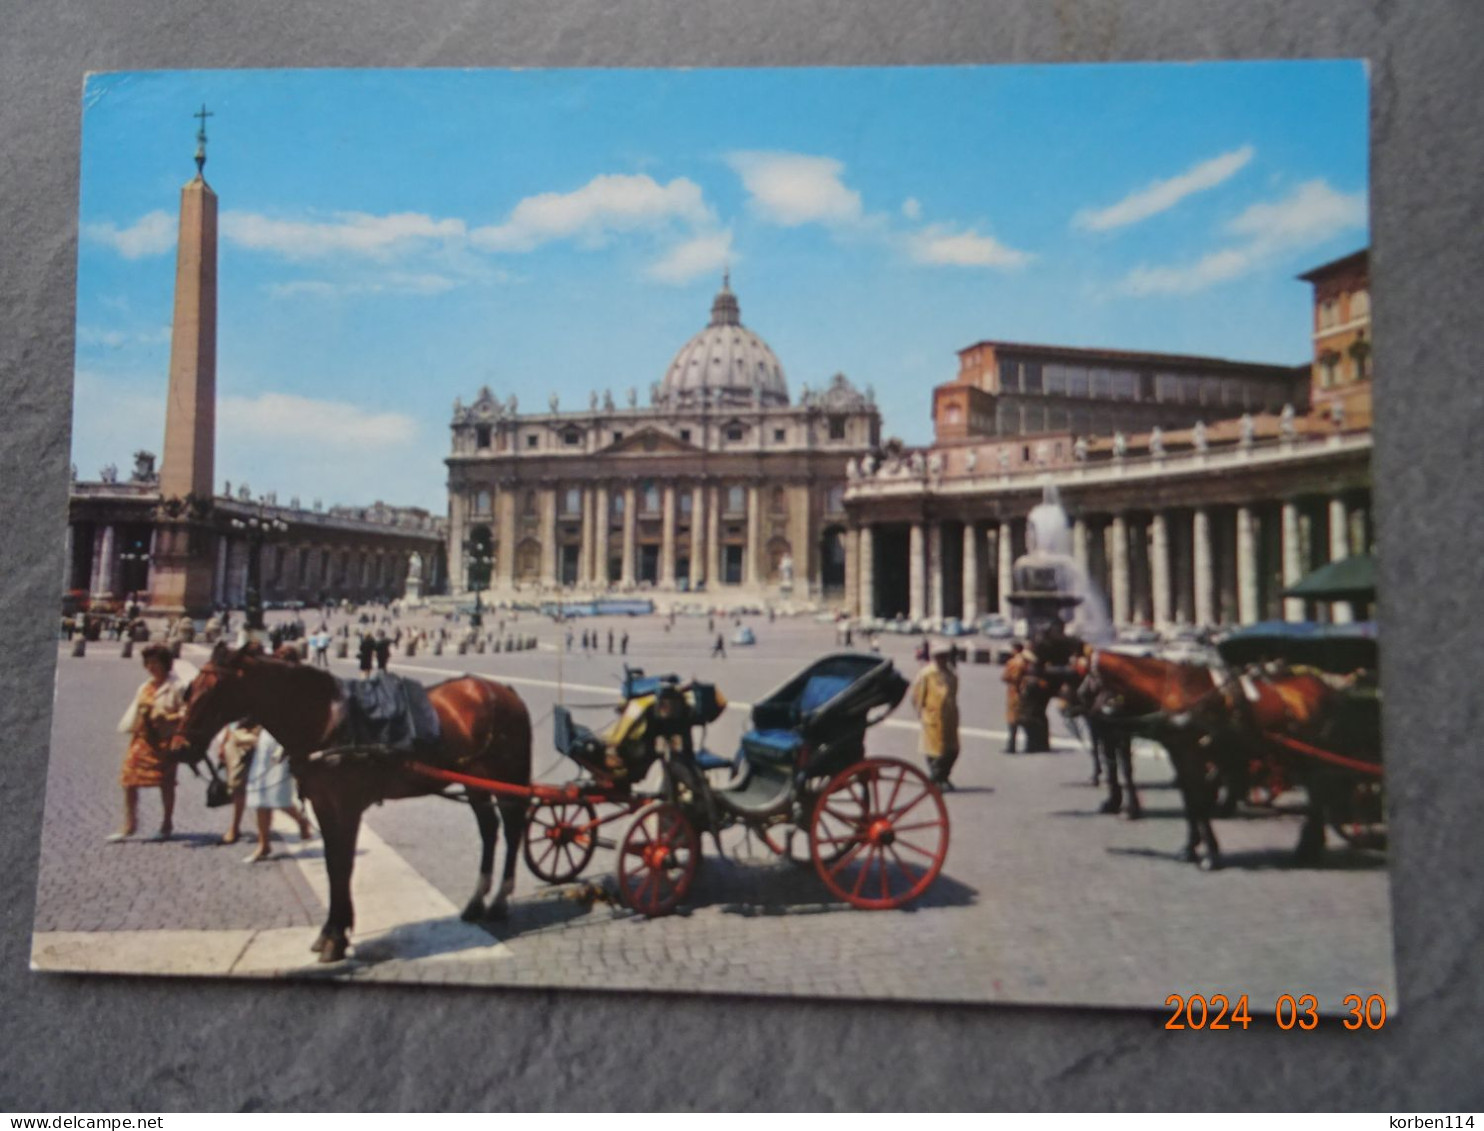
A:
819,525,846,594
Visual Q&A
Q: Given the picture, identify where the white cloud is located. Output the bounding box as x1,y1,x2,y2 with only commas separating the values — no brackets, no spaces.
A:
907,225,1032,269
470,174,711,253
902,197,922,221
1226,179,1368,250
727,152,864,227
221,211,466,259
83,210,176,258
1074,146,1255,232
646,230,734,285
1115,179,1367,296
264,273,458,299
76,325,172,349
1119,249,1256,296
70,371,166,471
220,392,418,447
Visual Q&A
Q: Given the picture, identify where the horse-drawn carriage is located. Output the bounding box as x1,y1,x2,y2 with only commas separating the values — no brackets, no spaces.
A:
1214,620,1383,848
524,652,951,916
1090,619,1384,869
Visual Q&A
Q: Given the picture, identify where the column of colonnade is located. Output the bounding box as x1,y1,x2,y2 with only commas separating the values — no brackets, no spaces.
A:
962,523,979,623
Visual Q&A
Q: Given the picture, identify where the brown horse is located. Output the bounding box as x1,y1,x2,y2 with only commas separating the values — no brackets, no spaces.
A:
175,642,531,961
1091,649,1368,870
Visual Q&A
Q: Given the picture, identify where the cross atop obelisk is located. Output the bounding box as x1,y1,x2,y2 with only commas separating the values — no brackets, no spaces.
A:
193,103,213,177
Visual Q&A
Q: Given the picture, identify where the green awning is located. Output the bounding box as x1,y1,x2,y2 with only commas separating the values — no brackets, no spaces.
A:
1282,553,1377,601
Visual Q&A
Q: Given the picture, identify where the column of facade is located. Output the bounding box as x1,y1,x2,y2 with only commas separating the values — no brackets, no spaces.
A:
91,523,116,600
1236,505,1259,625
1282,501,1304,622
927,523,943,622
858,525,875,619
593,485,610,587
845,528,861,616
577,487,593,585
788,483,812,596
1109,515,1130,626
909,522,927,622
706,485,721,586
448,492,467,593
745,483,762,587
539,487,558,584
1328,495,1353,624
1192,508,1214,627
997,522,1014,617
962,523,980,623
1150,511,1172,630
496,490,516,587
660,484,677,586
621,484,637,586
690,484,706,587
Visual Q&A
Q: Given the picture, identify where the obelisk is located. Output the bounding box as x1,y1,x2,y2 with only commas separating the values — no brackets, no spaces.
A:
148,106,218,617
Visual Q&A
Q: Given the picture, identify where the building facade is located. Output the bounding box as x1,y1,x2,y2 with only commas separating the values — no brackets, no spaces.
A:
446,279,880,603
845,250,1374,630
65,457,445,612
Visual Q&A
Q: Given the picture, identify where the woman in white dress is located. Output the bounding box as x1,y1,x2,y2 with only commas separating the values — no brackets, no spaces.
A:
238,718,315,863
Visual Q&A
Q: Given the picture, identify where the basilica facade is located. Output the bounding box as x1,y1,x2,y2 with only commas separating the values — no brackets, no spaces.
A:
446,279,880,604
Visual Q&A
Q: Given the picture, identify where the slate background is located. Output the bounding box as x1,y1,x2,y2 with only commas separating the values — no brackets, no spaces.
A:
2,0,1481,1111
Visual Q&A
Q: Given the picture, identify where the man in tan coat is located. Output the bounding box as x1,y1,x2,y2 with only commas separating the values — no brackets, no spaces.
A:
911,640,961,789
1001,641,1028,754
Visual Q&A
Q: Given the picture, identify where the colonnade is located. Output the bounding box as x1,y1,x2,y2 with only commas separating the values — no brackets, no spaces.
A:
852,489,1370,629
455,479,824,594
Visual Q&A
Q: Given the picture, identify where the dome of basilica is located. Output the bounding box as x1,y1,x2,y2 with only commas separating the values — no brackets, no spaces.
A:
659,276,789,409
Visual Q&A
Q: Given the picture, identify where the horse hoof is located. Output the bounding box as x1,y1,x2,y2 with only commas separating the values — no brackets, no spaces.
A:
1098,799,1120,815
318,942,347,964
1122,807,1143,822
309,933,328,954
1199,855,1221,872
460,900,485,922
483,902,509,923
1179,847,1199,863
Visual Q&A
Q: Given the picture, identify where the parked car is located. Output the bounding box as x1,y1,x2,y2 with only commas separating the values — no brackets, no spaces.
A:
731,625,756,646
940,617,974,637
978,614,1013,639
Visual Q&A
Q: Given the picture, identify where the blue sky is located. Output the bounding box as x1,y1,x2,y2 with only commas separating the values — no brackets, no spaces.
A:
73,63,1368,512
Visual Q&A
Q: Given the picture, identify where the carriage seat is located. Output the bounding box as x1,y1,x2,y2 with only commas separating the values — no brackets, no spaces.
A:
553,705,609,777
749,671,857,732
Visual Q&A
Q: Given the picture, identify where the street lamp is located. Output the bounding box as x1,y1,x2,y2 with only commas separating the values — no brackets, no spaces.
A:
230,502,290,634
463,532,494,630
117,538,151,613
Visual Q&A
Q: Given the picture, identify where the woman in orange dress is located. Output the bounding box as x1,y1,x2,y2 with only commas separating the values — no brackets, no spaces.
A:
109,643,188,842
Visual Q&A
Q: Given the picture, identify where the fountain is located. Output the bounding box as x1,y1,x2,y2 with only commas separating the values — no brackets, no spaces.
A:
1007,483,1112,645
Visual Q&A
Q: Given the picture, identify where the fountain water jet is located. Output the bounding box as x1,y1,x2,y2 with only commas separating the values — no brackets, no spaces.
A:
1009,483,1113,644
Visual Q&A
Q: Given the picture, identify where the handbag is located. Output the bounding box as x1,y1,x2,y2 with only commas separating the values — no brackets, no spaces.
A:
205,768,234,808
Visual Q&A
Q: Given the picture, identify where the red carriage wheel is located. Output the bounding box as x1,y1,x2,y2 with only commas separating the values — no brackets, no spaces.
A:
523,799,599,884
809,758,949,911
616,801,699,917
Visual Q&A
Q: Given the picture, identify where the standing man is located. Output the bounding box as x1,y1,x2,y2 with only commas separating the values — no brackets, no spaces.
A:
620,631,629,656
1001,642,1028,754
911,640,961,789
712,632,727,659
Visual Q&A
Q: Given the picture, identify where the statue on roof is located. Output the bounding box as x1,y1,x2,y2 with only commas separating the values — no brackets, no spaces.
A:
1149,426,1165,456
603,389,615,411
100,463,118,484
507,393,518,414
1073,437,1088,462
627,386,637,409
589,390,599,411
130,450,158,483
965,448,978,473
1112,431,1127,459
1280,403,1296,439
548,393,560,413
1193,421,1208,452
1239,413,1255,446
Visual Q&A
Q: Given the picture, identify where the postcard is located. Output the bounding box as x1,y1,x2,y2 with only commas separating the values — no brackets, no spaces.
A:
36,63,1390,1017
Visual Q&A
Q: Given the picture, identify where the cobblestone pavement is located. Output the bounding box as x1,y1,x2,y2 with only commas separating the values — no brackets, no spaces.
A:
32,611,1395,1012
